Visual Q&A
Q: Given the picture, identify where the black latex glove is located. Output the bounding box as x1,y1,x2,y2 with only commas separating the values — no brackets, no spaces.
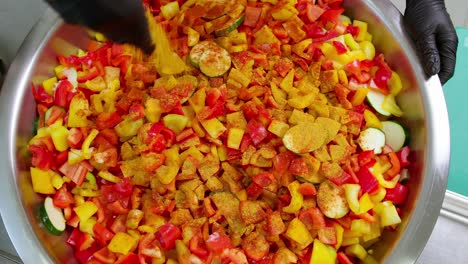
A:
404,0,458,84
46,0,155,54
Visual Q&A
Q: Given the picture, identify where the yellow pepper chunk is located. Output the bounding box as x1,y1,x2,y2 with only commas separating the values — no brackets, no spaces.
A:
81,128,99,159
115,118,144,139
98,170,121,183
351,87,369,106
163,114,189,134
389,71,403,95
48,121,69,152
268,120,289,137
358,193,374,214
156,165,179,185
74,201,98,223
200,118,226,139
334,223,345,249
227,128,245,150
282,181,303,213
310,239,337,264
108,232,139,255
30,167,55,194
51,172,65,190
351,219,371,235
285,218,313,247
345,244,368,260
68,92,90,127
79,217,97,235
42,77,57,95
280,69,295,93
364,109,382,129
370,187,387,203
380,204,402,227
353,20,368,41
344,184,360,214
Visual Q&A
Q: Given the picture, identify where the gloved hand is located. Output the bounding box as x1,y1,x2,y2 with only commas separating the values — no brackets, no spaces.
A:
46,0,155,54
404,0,458,84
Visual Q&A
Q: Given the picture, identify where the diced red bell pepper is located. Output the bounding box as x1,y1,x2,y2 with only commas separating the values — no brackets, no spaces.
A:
114,177,133,197
246,182,263,199
357,166,379,194
93,223,114,246
247,119,268,145
91,197,106,223
206,232,233,254
337,252,355,264
333,41,348,54
303,24,326,38
115,253,140,264
244,6,262,27
320,8,344,24
59,161,89,186
190,235,209,258
386,152,401,178
107,200,129,215
374,67,392,89
77,67,100,83
45,106,66,126
298,182,317,196
93,247,116,264
306,3,325,22
67,228,83,248
397,146,411,167
75,244,100,264
299,207,326,230
385,183,409,205
289,158,309,178
155,223,182,250
345,60,371,83
110,216,127,234
54,80,73,108
273,57,294,77
129,104,145,120
53,186,74,208
358,150,376,167
29,144,54,170
251,172,276,189
78,233,95,251
111,54,132,75
346,25,360,37
330,171,354,186
96,112,122,130
55,151,68,168
273,151,295,173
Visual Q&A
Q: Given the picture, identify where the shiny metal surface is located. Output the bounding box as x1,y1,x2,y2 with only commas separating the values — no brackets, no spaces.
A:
0,0,449,263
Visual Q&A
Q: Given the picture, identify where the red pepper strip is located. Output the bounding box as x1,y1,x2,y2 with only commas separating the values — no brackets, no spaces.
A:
330,171,354,186
385,183,409,205
205,232,233,254
386,152,401,178
53,186,74,208
78,233,95,251
77,67,99,83
397,146,411,167
337,252,355,264
54,80,73,108
92,197,106,223
320,8,344,24
59,162,89,186
357,166,379,194
333,41,348,54
67,228,83,248
155,223,182,250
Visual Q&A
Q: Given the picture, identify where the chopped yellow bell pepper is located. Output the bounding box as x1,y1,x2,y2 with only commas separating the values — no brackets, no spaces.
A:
268,120,289,137
180,146,204,162
30,167,55,194
389,71,403,96
382,94,403,117
344,33,360,51
79,216,97,235
54,65,65,79
126,209,144,229
280,69,295,93
108,232,139,255
285,218,313,247
68,92,91,127
364,109,382,129
227,128,245,150
161,1,179,20
370,187,387,203
344,184,361,214
42,77,57,95
380,204,401,227
253,25,280,45
353,20,368,41
283,181,303,213
48,121,69,152
68,149,85,165
115,117,144,139
345,244,368,260
371,163,399,189
163,145,181,167
200,118,226,139
359,41,376,60
358,193,374,214
187,27,200,47
156,165,179,185
84,76,106,92
362,221,381,242
351,219,371,235
310,239,337,264
98,170,121,183
145,98,162,123
74,201,98,223
271,5,297,21
81,128,99,159
341,237,360,246
271,82,287,106
51,172,64,190
334,223,345,249
351,87,369,106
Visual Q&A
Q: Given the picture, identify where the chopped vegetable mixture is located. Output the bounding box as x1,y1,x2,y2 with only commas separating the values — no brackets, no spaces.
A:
29,0,412,263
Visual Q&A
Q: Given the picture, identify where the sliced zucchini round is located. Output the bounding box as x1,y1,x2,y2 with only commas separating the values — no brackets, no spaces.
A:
189,41,219,68
381,120,407,151
317,180,349,219
357,127,386,154
199,46,232,77
214,15,245,37
367,90,391,116
40,197,66,236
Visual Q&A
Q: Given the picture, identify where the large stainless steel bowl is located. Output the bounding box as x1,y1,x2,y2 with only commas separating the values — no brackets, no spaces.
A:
0,0,450,263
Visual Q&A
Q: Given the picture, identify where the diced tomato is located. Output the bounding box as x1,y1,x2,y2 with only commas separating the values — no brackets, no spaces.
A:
53,186,74,208
155,223,182,250
96,112,122,130
93,223,114,246
385,183,409,205
247,119,268,145
337,252,355,264
244,6,262,27
289,158,309,178
397,146,411,167
357,166,379,194
206,232,233,254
